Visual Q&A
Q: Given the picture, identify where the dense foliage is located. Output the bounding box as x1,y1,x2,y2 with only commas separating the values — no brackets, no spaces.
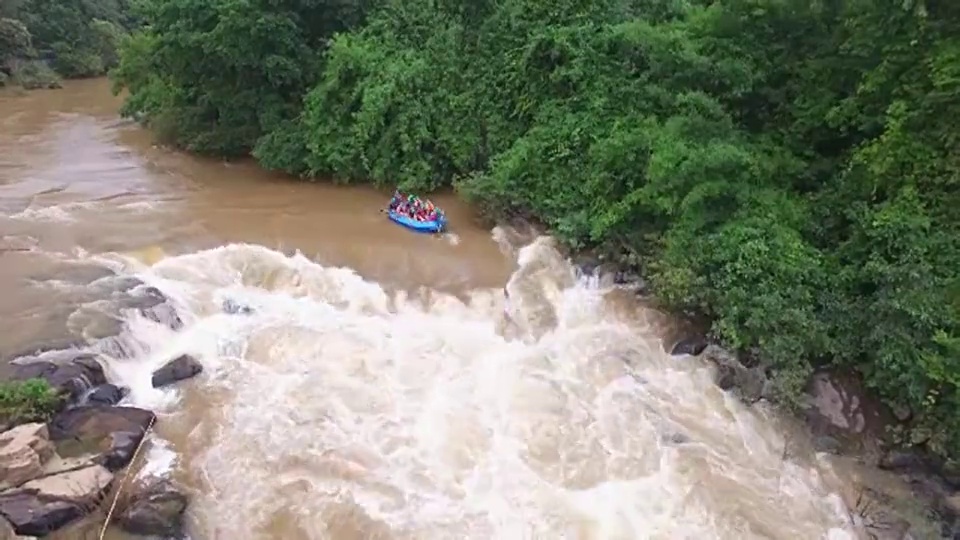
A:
113,0,960,457
0,0,135,87
0,378,61,426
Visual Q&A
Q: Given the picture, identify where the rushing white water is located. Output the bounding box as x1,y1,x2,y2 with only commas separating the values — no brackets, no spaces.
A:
66,231,857,540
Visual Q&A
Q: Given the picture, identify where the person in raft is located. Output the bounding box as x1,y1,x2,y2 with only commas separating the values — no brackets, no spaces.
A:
389,190,439,222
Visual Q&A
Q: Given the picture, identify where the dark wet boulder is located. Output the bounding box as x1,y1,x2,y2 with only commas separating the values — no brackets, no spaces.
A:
47,406,154,472
80,384,128,407
222,298,253,315
151,355,203,388
879,448,932,474
669,336,708,357
9,353,106,403
703,345,767,403
117,481,189,538
0,464,113,536
118,286,183,331
138,287,183,330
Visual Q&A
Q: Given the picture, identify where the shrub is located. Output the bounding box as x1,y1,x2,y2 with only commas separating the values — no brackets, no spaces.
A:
0,378,62,426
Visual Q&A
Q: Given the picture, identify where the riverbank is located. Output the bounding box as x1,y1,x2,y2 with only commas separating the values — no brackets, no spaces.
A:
0,279,191,538
508,217,958,538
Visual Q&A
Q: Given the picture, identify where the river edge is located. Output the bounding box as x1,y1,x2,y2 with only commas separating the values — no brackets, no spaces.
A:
498,213,957,539
0,279,197,539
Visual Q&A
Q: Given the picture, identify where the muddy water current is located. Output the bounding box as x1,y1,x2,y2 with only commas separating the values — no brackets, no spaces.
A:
0,79,865,539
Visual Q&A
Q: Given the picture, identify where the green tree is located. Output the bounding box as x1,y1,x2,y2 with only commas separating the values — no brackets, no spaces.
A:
111,0,373,155
0,0,136,81
115,0,960,460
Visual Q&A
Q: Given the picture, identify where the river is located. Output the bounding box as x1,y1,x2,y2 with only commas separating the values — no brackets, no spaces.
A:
0,79,862,539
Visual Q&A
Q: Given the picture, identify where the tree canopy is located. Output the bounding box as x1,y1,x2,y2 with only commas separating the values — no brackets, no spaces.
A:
0,0,136,86
111,0,960,458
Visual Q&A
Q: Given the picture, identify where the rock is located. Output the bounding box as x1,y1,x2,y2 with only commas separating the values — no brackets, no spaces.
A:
222,298,253,315
807,372,866,433
879,449,931,473
87,274,142,294
151,355,203,388
812,435,842,455
47,406,154,471
901,475,960,537
803,370,895,458
9,354,106,403
612,269,640,285
663,432,690,445
942,494,960,520
703,345,768,403
0,424,54,489
670,336,708,357
116,285,183,330
80,384,127,407
0,517,15,540
891,403,912,422
92,336,138,361
0,464,113,536
135,287,183,330
32,264,115,288
117,481,188,538
939,461,960,490
140,302,183,330
865,516,912,540
851,485,918,540
2,340,88,365
571,254,603,276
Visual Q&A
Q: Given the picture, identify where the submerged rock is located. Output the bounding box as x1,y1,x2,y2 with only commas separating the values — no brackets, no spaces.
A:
703,345,767,403
80,384,128,407
662,432,691,445
879,449,932,474
0,464,113,536
151,355,203,388
812,435,842,455
47,406,154,471
0,424,55,490
119,285,183,330
117,481,189,538
669,336,708,357
222,298,253,315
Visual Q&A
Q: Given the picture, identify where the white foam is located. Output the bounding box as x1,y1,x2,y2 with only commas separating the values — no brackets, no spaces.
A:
85,237,857,539
10,203,82,222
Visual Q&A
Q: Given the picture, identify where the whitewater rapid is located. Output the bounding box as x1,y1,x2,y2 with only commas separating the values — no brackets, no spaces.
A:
47,230,859,539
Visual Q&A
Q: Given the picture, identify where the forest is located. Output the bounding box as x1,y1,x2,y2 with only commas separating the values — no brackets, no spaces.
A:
102,0,960,460
0,0,136,88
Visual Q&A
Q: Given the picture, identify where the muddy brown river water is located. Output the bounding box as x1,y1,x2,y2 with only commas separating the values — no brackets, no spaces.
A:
0,79,870,539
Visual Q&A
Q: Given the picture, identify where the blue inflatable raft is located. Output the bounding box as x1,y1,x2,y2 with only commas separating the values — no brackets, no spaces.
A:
387,209,447,233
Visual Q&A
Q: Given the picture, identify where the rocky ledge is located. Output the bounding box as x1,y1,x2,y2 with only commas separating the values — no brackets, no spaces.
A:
0,276,209,538
668,334,958,539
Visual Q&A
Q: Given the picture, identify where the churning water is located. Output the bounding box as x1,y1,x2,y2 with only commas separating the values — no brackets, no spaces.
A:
72,232,857,540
